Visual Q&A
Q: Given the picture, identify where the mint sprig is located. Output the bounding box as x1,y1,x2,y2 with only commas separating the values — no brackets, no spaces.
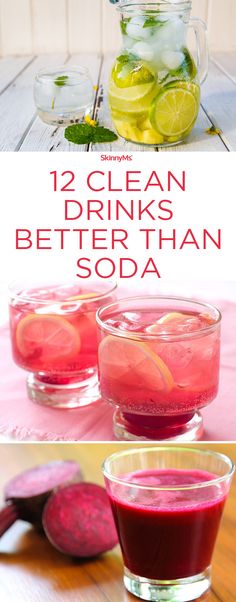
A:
51,75,69,109
65,124,118,145
54,75,69,87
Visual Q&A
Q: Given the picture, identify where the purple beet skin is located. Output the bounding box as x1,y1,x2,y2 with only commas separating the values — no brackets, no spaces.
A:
43,482,118,558
0,460,82,536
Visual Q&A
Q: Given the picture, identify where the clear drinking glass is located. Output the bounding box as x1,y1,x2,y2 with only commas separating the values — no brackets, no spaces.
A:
34,66,94,126
97,296,221,440
9,280,117,408
103,446,234,602
109,0,208,146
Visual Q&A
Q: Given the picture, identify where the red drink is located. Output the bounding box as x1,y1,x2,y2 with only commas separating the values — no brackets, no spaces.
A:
9,281,116,408
97,297,221,440
109,469,225,580
103,447,234,602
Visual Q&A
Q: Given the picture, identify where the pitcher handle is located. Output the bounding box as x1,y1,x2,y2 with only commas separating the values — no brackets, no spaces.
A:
188,18,209,85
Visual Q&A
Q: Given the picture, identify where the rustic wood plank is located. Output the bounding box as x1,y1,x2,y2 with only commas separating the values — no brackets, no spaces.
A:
0,0,32,55
32,0,67,54
19,54,101,152
212,52,236,84
0,56,34,94
0,54,66,152
0,443,235,602
200,59,236,151
68,0,102,54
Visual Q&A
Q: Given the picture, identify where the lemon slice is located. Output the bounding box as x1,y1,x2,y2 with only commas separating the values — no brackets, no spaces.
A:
99,335,174,392
150,86,198,137
109,78,156,107
16,314,81,360
147,312,188,333
68,293,97,301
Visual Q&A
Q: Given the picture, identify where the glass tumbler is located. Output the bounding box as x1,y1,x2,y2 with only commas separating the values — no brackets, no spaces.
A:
9,280,117,408
34,66,94,126
103,446,234,601
97,296,221,440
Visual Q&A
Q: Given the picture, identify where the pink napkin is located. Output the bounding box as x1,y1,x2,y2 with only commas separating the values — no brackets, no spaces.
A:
0,300,235,441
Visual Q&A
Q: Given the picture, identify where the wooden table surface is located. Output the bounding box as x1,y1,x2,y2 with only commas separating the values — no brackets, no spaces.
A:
0,443,235,602
0,52,236,152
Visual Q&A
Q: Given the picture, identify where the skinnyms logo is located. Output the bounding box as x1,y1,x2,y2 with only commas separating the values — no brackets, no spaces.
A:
100,154,133,162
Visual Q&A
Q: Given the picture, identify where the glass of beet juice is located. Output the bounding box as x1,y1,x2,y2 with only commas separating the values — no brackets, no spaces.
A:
103,446,234,602
97,296,221,441
9,279,116,408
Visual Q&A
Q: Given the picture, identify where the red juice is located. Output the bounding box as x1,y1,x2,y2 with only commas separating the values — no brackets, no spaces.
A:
108,469,226,580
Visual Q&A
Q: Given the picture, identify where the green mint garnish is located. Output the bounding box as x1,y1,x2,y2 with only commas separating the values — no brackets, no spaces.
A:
143,16,166,28
117,53,137,64
54,75,69,87
51,75,69,109
64,124,118,145
120,18,130,34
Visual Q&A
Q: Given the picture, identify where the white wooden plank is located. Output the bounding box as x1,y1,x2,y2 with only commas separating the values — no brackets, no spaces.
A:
212,52,236,84
90,54,151,152
32,0,67,54
0,54,66,151
0,0,32,55
68,0,102,53
102,0,121,54
0,56,33,94
207,0,236,52
19,54,101,152
190,0,209,22
200,59,236,150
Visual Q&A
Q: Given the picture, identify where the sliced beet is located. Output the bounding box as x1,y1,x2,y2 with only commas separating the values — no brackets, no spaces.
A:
43,482,118,558
0,460,82,536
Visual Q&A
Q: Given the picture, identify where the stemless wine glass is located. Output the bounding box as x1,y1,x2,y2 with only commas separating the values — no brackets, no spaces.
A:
97,296,221,440
103,446,234,602
9,279,117,408
109,0,208,146
34,66,94,126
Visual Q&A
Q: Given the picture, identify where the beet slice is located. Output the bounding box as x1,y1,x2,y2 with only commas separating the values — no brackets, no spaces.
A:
0,460,82,536
43,482,118,558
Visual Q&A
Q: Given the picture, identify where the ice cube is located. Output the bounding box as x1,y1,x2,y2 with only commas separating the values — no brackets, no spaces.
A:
161,50,185,70
132,41,154,62
123,34,135,50
126,16,151,41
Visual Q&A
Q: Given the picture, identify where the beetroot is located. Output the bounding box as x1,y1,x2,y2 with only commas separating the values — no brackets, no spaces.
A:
0,460,82,536
43,482,118,558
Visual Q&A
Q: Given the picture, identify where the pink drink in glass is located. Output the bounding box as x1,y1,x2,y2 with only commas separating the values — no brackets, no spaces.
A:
97,297,221,440
9,281,116,408
103,447,234,602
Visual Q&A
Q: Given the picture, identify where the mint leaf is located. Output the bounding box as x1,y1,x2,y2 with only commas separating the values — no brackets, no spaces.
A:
64,124,118,145
54,75,69,87
120,18,130,35
144,16,167,28
93,126,118,143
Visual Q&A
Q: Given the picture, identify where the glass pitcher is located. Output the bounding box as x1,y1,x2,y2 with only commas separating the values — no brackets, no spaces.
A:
108,1,208,146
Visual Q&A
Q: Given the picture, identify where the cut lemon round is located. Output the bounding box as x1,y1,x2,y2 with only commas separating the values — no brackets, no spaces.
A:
68,293,97,301
16,314,81,360
150,86,198,138
109,78,156,108
99,335,174,392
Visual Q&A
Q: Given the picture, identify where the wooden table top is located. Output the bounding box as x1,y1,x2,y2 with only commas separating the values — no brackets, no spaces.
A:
0,52,235,152
0,442,235,602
